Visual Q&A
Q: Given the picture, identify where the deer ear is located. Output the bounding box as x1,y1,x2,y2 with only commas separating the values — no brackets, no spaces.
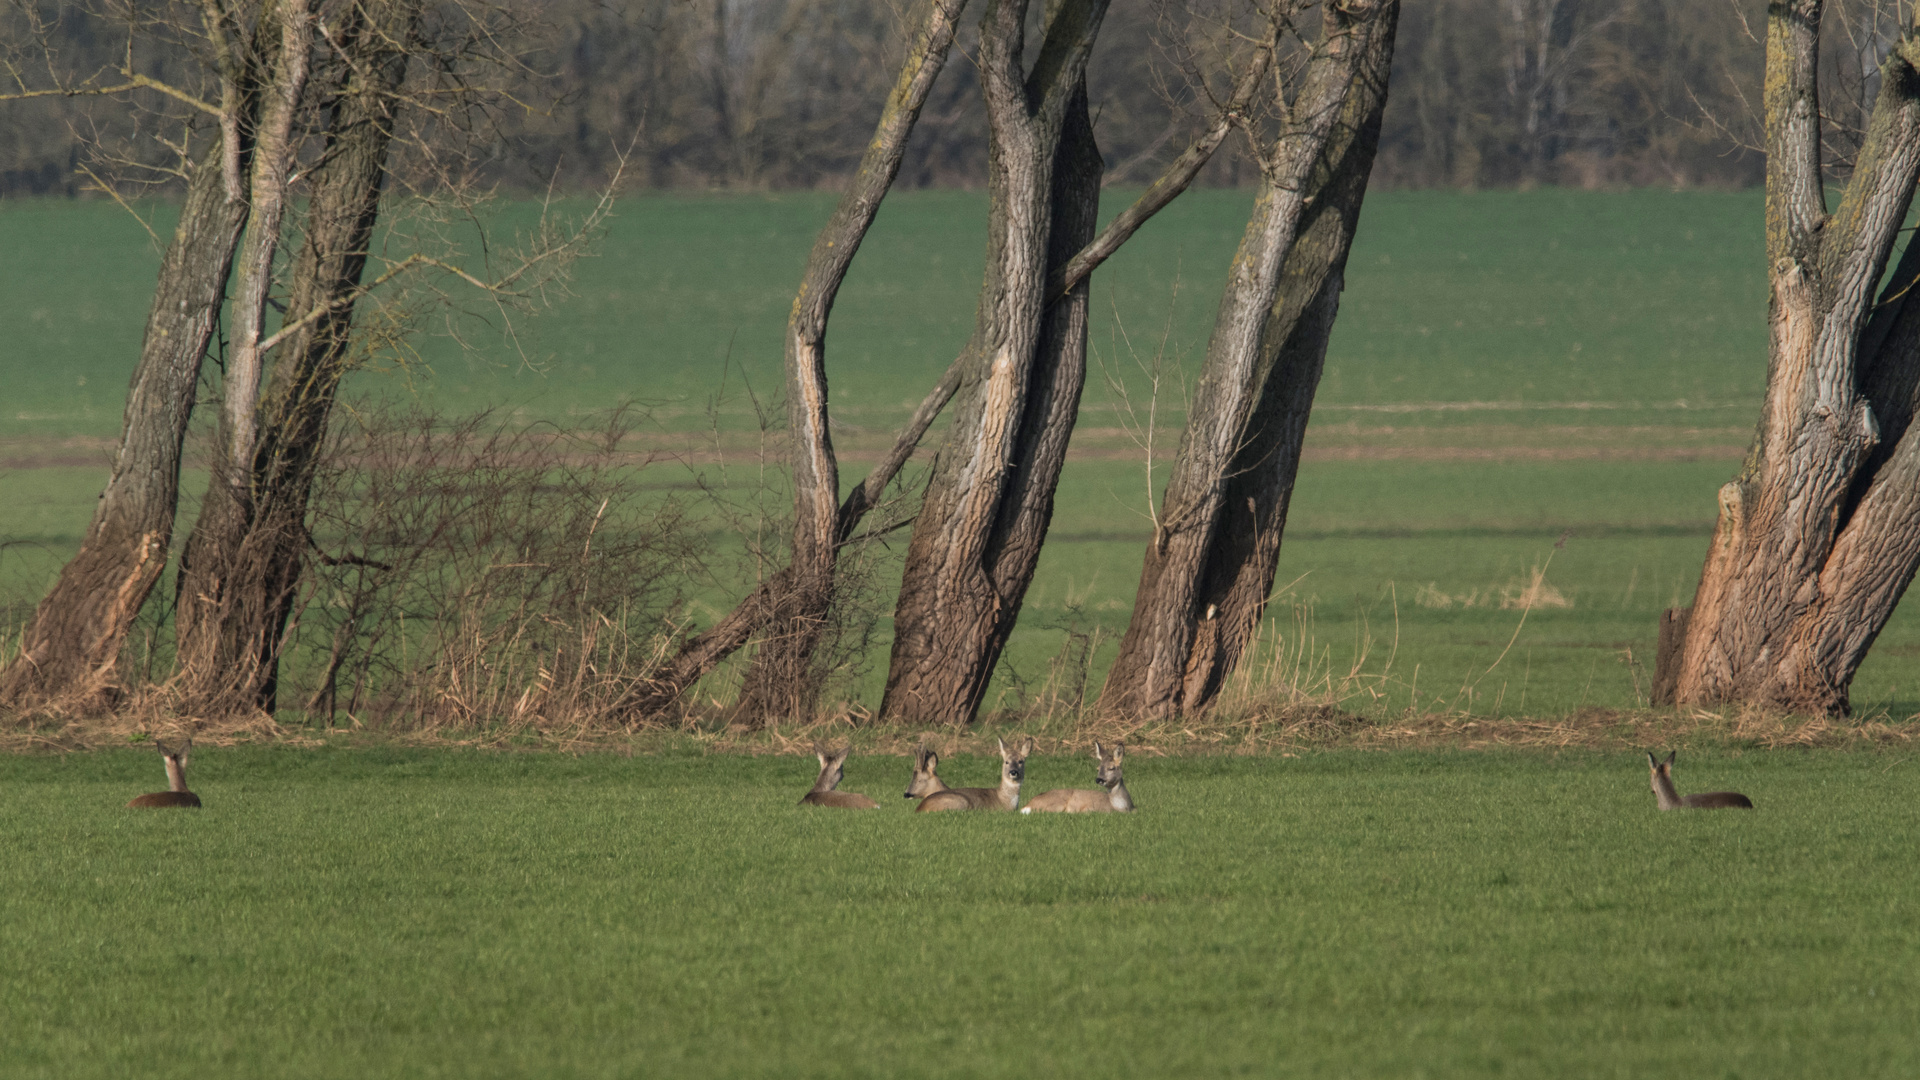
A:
1092,741,1104,757
1665,751,1677,765
1646,750,1658,767
997,737,1008,755
1113,742,1124,760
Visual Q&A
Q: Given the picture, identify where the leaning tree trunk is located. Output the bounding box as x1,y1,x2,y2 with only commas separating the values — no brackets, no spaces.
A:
619,0,1267,724
171,0,318,716
1099,0,1390,720
876,0,1110,726
0,18,271,711
171,0,417,716
725,0,971,725
1654,2,1920,716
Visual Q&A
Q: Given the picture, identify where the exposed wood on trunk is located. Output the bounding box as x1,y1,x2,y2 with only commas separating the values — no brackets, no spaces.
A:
1099,0,1393,719
1670,2,1920,715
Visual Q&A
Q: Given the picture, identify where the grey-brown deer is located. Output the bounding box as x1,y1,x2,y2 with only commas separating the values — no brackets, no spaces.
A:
1647,750,1752,810
799,742,879,809
914,737,1031,812
128,739,202,809
1022,741,1133,814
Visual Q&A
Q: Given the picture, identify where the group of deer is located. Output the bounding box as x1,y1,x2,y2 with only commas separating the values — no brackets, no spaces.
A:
125,738,1751,814
801,737,1135,814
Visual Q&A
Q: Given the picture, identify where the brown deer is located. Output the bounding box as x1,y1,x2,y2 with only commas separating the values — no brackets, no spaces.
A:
1022,741,1133,814
798,742,879,809
128,739,202,809
903,744,950,802
1647,751,1753,810
914,737,1031,812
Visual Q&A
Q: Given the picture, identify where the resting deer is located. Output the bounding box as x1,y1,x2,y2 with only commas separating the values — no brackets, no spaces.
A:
798,742,879,809
914,737,1031,812
1647,750,1753,810
1022,741,1133,814
128,739,202,809
903,744,950,802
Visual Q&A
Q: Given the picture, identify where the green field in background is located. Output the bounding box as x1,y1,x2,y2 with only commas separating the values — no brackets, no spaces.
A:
7,188,1909,720
0,187,1769,438
2,747,1915,1079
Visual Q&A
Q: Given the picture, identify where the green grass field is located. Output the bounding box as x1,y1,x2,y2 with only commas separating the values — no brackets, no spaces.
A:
7,187,1918,719
2,746,1916,1078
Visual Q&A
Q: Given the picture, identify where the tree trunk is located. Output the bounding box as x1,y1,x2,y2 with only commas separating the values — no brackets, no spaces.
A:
169,0,317,715
879,0,1109,725
171,0,416,716
0,16,271,711
726,0,970,725
620,0,1266,725
1099,0,1394,719
1665,3,1920,715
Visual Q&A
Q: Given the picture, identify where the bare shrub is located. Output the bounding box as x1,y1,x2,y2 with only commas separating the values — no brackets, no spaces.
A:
286,404,705,733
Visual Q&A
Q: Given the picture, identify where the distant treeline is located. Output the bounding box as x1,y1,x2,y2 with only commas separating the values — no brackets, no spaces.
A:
2,0,1779,194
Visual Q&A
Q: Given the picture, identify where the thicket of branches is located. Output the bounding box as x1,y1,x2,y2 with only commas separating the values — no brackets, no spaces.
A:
6,0,1777,194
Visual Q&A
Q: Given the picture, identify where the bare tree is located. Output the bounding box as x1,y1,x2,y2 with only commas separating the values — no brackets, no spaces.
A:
1654,2,1920,715
622,0,1270,725
0,1,279,711
1100,0,1396,720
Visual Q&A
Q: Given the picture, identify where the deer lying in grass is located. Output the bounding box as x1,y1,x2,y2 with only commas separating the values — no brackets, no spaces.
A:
127,740,202,809
1647,750,1753,810
799,742,879,809
1022,741,1133,814
912,737,1031,812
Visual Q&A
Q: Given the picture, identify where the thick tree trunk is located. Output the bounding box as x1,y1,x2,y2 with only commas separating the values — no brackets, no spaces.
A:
727,0,970,725
619,0,1266,724
0,16,272,710
169,0,331,715
1100,0,1392,719
879,0,1109,725
1665,3,1920,715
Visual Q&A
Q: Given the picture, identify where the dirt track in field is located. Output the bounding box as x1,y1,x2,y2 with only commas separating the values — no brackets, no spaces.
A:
0,424,1750,472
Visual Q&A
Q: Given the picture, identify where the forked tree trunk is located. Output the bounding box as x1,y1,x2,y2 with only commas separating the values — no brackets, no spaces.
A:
172,0,416,715
1100,0,1392,719
727,0,971,725
0,15,271,711
879,0,1109,725
170,0,319,715
620,0,1267,724
1660,3,1920,715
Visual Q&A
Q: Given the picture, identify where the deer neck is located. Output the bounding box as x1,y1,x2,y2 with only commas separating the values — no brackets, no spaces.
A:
1650,767,1683,810
1104,778,1133,812
998,773,1022,810
164,757,189,793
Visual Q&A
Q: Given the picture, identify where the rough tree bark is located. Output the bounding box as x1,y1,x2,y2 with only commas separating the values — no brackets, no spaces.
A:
170,0,319,714
877,0,1109,725
1658,2,1920,715
0,7,272,711
725,0,971,724
624,0,1266,724
1099,0,1393,720
171,0,419,715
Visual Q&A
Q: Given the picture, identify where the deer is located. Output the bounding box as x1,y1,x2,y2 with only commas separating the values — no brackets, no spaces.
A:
127,739,202,809
798,742,879,809
1022,741,1133,814
913,737,1031,812
1647,750,1753,810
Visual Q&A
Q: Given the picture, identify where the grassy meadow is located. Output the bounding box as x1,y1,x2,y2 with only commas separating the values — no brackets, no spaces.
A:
6,186,1920,718
2,745,1916,1078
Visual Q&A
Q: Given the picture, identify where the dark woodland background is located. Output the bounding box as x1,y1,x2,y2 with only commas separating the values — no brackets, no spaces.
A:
1,0,1791,196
